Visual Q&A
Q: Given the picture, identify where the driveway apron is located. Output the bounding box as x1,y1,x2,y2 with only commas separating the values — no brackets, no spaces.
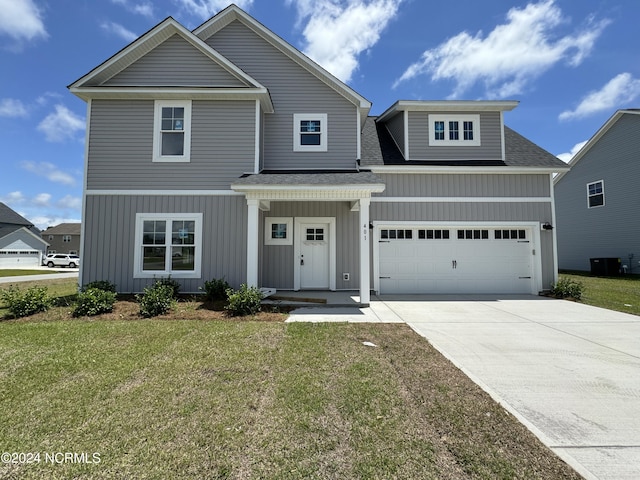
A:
375,295,640,480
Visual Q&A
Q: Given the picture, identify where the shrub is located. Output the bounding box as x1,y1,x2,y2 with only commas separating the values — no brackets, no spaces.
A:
137,282,176,318
1,285,52,318
74,288,117,317
81,280,117,293
225,284,264,317
201,278,231,301
154,277,181,299
551,277,584,300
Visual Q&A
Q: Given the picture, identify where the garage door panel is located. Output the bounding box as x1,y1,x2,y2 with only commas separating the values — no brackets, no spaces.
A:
378,226,534,295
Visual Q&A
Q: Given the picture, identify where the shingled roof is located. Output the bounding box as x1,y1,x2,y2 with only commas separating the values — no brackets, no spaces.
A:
360,116,567,169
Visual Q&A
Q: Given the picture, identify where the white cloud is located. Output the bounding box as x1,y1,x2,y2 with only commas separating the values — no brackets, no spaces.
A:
559,73,640,121
31,215,82,230
0,0,47,43
57,195,82,211
556,140,588,163
0,191,27,205
175,0,254,20
393,0,610,98
37,105,85,142
33,193,52,207
111,0,154,18
100,21,138,42
0,98,28,117
21,161,77,186
288,0,403,83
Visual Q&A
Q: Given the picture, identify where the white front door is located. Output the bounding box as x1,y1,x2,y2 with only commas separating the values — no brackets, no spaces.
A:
294,217,336,291
299,222,330,289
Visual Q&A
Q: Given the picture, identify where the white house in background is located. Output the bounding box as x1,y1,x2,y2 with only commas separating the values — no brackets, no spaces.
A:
0,202,48,268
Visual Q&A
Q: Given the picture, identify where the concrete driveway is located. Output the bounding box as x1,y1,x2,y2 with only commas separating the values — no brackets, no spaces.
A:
368,295,640,480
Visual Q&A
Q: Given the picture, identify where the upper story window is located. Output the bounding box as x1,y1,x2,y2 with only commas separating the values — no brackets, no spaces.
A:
428,114,480,146
587,180,605,208
153,100,192,162
293,113,327,152
63,235,72,243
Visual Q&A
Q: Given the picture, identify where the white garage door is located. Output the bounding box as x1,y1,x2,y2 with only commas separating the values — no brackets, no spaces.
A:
0,250,41,268
378,226,535,294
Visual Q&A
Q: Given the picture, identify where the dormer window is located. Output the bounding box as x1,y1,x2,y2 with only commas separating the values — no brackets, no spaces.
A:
293,113,327,152
429,114,480,146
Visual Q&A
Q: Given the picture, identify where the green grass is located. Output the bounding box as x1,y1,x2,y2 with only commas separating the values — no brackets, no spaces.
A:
559,271,640,316
0,269,60,278
0,318,580,479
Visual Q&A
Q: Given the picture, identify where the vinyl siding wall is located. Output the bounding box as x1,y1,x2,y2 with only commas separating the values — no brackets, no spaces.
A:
408,111,502,161
87,99,255,190
555,114,640,271
104,34,247,87
260,202,360,290
204,20,358,170
82,195,247,292
371,172,556,290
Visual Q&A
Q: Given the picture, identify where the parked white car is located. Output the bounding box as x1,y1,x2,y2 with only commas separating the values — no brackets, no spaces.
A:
43,254,80,268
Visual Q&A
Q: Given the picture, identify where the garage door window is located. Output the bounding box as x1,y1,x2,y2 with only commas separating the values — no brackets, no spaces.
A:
495,229,526,240
381,229,413,239
457,229,489,240
418,229,450,239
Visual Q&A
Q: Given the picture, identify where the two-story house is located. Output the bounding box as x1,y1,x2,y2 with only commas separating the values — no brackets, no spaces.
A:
69,4,567,303
42,223,82,255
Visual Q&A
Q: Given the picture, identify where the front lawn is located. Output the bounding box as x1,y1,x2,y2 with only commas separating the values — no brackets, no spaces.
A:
559,271,640,316
0,269,59,278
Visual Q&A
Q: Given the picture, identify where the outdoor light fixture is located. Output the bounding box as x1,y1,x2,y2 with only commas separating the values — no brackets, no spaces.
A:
541,222,553,230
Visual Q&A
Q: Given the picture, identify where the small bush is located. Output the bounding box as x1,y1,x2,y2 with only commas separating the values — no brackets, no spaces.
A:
225,284,264,317
551,277,584,300
81,280,117,293
1,285,52,318
155,277,181,299
137,282,176,318
201,278,231,301
74,288,117,317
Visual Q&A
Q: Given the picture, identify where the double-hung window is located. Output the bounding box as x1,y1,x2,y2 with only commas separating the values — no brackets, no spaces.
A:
134,213,202,278
153,100,192,162
293,113,327,152
429,114,480,146
587,180,605,208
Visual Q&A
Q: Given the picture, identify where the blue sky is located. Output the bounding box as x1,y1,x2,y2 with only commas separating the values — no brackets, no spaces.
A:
1,0,639,229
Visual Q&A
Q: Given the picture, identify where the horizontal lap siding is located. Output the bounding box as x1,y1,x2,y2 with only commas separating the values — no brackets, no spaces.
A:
82,195,247,293
261,202,359,290
87,100,255,190
377,173,551,197
104,34,246,87
555,114,640,271
205,21,357,170
408,111,502,160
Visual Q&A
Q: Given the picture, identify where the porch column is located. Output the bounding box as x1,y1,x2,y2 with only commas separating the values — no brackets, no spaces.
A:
359,197,371,305
246,198,259,288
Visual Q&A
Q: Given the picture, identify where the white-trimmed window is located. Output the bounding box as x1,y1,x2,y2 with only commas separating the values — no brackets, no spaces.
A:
587,180,605,208
429,114,480,146
153,100,192,162
293,113,327,152
134,213,202,278
63,235,72,243
265,217,293,245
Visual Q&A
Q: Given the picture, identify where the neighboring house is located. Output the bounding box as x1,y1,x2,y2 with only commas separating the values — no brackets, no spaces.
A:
554,109,640,273
69,4,568,302
0,202,48,268
42,223,82,255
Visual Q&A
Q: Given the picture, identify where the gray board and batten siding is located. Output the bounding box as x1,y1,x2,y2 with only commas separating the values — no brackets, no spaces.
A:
82,195,247,293
555,113,640,271
87,99,255,190
103,34,248,87
203,20,359,170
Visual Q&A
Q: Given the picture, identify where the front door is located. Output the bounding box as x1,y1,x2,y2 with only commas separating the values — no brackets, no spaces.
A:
299,222,330,289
